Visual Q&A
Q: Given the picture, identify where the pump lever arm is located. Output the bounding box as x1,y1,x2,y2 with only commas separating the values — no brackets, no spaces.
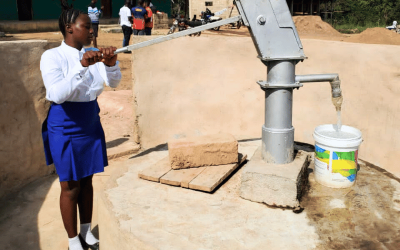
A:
114,15,242,54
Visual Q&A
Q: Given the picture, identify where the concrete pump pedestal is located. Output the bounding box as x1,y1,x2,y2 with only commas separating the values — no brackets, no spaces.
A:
240,147,312,208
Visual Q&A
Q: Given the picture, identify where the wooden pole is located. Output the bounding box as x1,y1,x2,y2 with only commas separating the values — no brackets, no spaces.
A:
324,0,327,20
310,0,313,15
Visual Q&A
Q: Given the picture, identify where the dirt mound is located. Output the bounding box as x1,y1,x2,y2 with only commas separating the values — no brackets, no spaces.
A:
346,27,400,45
293,16,342,37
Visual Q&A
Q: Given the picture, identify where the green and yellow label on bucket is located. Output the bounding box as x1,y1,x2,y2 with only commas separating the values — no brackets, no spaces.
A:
315,145,358,182
313,124,363,188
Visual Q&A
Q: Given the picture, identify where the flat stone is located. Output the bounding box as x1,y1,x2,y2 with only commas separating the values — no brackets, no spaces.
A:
168,133,238,169
240,147,311,208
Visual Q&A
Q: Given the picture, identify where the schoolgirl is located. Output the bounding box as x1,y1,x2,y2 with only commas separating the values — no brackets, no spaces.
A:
40,1,121,249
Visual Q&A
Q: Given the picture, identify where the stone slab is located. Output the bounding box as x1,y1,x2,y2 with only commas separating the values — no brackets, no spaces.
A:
240,147,311,208
160,167,206,187
138,157,171,182
168,133,238,169
189,153,247,192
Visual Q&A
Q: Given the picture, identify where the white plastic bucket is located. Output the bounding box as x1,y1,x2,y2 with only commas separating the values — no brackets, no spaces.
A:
313,124,363,188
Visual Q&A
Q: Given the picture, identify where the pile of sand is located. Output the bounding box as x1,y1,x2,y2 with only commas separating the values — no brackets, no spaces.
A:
346,27,400,45
293,16,342,37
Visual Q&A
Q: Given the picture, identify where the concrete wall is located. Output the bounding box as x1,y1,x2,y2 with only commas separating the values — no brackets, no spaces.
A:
0,40,54,198
189,0,238,19
132,36,400,178
153,13,170,29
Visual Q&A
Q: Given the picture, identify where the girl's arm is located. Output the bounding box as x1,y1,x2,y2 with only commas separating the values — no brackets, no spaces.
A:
99,47,122,88
40,51,89,104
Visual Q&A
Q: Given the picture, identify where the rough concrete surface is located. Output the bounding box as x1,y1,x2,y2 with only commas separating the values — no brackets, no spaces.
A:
132,36,400,178
0,40,55,198
301,158,400,249
240,147,311,208
168,133,238,169
98,140,400,250
0,161,117,250
1,139,400,249
99,140,321,250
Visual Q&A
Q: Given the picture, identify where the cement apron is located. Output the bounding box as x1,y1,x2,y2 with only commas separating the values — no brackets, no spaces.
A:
99,139,400,250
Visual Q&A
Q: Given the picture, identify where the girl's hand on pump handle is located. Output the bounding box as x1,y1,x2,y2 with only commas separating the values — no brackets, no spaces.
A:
80,46,117,67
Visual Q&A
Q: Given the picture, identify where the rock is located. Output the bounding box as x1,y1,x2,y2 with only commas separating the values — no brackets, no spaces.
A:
240,147,311,208
168,133,238,169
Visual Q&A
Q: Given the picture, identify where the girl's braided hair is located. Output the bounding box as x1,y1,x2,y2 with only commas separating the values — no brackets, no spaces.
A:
59,0,83,36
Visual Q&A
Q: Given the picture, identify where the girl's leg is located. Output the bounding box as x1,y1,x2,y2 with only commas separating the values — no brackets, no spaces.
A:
78,175,99,246
78,175,93,224
60,180,81,238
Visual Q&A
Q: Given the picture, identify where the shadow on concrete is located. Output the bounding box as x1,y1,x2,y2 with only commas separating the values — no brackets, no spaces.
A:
92,225,99,240
106,137,129,149
0,175,57,250
129,143,168,159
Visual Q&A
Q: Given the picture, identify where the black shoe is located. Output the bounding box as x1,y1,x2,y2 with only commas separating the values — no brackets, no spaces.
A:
79,234,99,250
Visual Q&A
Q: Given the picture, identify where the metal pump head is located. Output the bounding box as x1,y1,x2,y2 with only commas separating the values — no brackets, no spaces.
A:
235,0,306,61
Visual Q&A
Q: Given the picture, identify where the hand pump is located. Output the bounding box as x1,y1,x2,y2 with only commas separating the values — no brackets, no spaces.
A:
115,0,343,165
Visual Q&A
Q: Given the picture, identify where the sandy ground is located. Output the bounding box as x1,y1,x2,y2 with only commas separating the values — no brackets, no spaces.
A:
1,18,400,249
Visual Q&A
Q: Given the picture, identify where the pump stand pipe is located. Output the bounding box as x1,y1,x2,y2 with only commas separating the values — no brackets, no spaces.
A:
295,74,343,111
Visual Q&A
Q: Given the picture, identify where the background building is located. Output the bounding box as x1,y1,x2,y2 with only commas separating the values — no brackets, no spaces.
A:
0,0,172,21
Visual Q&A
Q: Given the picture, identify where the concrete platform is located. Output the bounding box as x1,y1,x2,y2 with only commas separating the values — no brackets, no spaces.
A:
99,140,321,249
1,140,400,249
98,140,400,249
240,147,311,208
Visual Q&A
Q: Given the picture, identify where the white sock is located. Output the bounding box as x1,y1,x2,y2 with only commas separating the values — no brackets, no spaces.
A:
80,223,99,245
68,235,84,250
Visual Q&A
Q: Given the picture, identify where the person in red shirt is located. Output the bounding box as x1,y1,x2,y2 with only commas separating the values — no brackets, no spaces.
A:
131,0,147,36
144,0,153,36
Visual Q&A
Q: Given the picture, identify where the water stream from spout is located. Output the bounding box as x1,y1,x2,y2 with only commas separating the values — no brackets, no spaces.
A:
337,110,342,131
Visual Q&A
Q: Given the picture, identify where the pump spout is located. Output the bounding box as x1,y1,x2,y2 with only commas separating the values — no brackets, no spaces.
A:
295,74,343,111
330,79,343,111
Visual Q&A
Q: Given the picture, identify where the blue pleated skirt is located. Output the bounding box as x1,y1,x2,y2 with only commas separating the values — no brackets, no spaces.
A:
42,99,108,182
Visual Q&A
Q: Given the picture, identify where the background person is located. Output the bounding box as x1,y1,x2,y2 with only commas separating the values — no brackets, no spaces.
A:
88,0,103,47
131,0,147,36
40,1,121,249
120,0,133,49
144,0,153,36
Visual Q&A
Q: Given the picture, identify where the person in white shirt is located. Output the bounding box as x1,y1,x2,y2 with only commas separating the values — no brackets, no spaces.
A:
88,0,103,48
119,0,133,50
40,1,121,250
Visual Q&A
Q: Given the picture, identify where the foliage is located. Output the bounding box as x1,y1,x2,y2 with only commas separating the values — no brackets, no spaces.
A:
171,0,187,18
329,0,400,27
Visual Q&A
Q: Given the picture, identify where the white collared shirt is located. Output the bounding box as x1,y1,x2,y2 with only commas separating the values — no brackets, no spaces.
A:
40,41,121,104
119,6,132,27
